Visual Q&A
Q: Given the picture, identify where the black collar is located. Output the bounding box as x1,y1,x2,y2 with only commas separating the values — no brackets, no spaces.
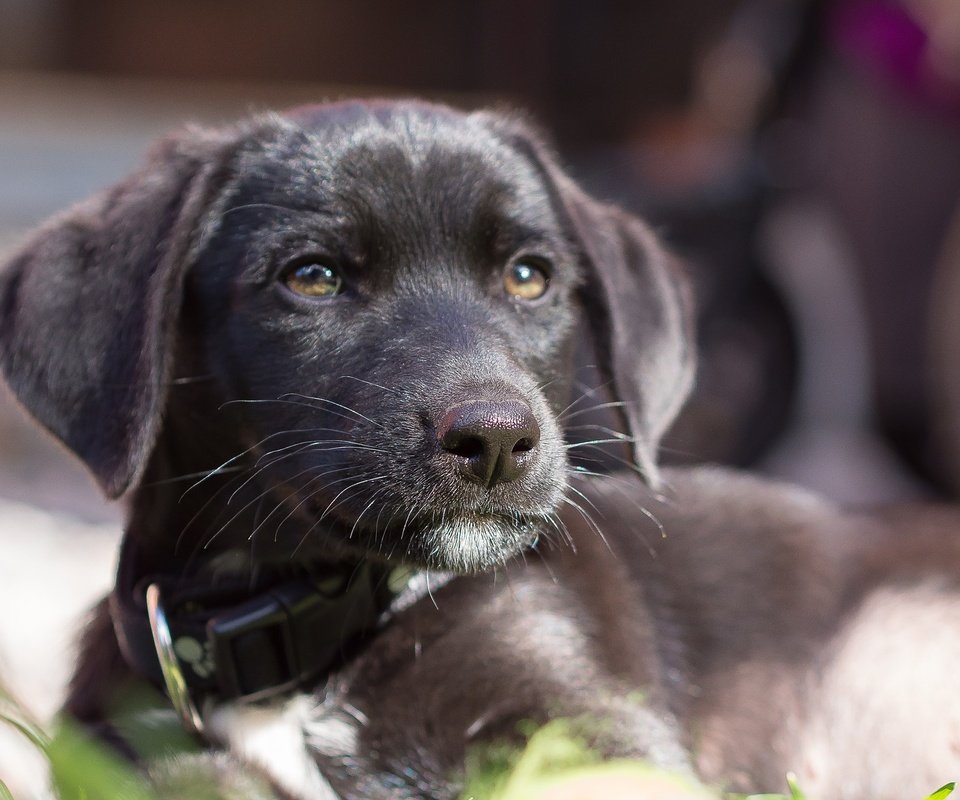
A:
109,537,402,735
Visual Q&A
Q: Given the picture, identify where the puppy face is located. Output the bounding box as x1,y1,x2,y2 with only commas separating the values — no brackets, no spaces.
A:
0,100,694,573
188,106,578,570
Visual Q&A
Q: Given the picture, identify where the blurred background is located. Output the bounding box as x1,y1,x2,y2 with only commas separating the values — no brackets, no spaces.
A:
1,0,959,793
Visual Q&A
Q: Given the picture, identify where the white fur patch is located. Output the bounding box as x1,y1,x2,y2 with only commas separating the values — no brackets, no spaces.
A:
304,710,361,759
794,581,960,799
208,695,339,800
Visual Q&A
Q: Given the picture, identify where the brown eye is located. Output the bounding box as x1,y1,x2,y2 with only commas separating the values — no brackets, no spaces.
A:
281,262,342,298
504,259,550,301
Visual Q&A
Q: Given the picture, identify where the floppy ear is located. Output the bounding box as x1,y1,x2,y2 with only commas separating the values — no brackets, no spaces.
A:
480,113,696,486
559,183,696,486
0,128,236,498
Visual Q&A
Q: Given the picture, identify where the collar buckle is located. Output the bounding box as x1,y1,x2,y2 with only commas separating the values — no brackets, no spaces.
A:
208,580,321,702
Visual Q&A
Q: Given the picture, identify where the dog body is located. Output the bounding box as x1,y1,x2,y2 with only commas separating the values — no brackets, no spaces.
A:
206,471,960,799
1,100,959,799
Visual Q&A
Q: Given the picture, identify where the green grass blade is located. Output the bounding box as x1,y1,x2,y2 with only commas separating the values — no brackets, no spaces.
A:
0,709,49,751
47,720,155,800
925,783,956,800
785,773,807,799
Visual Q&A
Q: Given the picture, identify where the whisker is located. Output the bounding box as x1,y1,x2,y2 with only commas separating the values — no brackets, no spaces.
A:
202,460,368,552
201,481,291,551
338,375,400,396
544,510,576,552
229,443,329,505
566,468,666,553
291,474,386,557
251,430,384,463
565,483,605,519
176,429,388,551
636,503,667,540
565,443,645,475
217,436,383,516
552,377,621,419
139,465,245,488
221,397,386,432
566,437,639,449
244,465,362,542
317,475,388,523
655,444,704,461
398,500,422,550
280,393,385,430
564,423,636,441
270,468,377,540
568,464,644,488
533,376,562,395
349,486,391,541
559,399,633,422
176,458,282,553
424,572,440,610
179,426,338,498
560,495,612,556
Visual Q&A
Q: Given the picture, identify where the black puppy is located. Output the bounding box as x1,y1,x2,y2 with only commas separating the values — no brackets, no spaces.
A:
1,101,958,799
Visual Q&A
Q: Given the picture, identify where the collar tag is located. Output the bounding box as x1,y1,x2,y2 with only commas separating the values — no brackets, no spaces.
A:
146,582,206,736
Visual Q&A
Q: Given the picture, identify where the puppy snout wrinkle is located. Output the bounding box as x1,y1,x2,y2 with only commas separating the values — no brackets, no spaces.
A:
436,399,540,488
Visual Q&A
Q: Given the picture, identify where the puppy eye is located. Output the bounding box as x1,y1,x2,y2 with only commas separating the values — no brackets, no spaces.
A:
504,259,550,301
281,261,343,298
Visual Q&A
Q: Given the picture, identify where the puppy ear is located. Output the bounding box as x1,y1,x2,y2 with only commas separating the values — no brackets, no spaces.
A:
0,128,235,498
562,187,696,486
481,113,696,486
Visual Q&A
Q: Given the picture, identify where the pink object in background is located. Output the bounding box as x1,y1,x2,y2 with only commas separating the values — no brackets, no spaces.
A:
830,0,960,119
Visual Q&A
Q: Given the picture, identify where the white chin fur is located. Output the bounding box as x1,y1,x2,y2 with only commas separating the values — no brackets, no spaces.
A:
425,515,538,572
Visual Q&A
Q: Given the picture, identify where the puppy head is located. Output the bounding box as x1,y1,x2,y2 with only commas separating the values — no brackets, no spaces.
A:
0,100,693,572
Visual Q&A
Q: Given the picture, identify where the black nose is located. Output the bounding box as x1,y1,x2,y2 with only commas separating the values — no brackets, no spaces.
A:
436,399,541,487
